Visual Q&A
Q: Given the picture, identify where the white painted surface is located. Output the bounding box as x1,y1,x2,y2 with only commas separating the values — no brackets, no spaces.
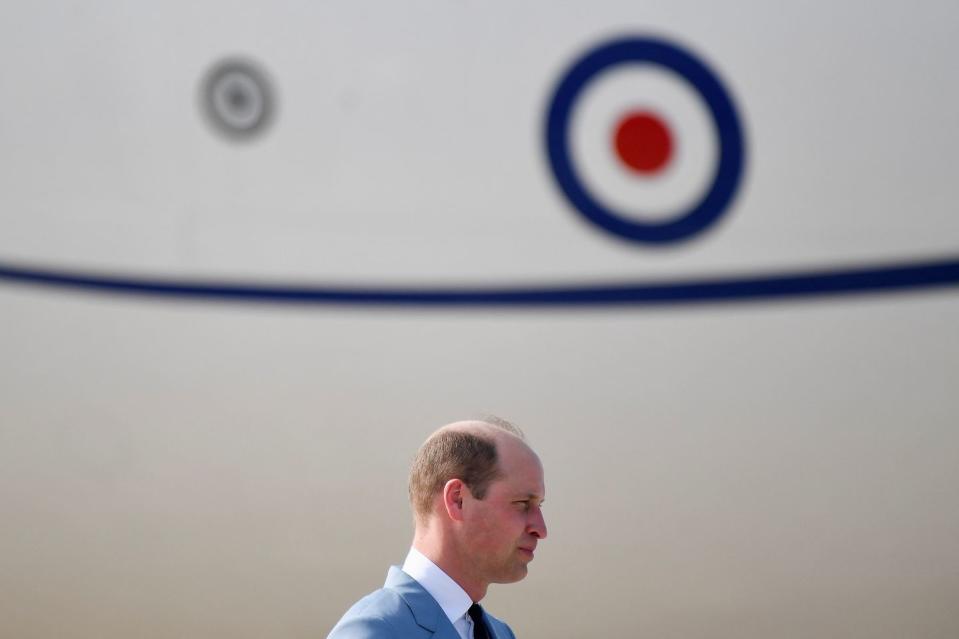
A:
1,2,957,638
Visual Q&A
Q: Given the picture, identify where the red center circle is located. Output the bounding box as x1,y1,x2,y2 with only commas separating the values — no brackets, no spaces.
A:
613,111,673,175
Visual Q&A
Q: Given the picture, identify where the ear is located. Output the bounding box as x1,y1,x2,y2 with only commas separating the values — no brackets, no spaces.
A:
442,478,468,522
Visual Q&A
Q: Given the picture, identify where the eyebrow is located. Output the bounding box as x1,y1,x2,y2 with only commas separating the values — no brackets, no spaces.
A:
514,493,544,501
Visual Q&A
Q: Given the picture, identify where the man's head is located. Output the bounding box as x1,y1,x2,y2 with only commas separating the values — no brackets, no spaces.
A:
408,418,547,600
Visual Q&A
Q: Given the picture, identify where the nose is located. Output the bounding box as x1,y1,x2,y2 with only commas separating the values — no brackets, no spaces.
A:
528,506,547,539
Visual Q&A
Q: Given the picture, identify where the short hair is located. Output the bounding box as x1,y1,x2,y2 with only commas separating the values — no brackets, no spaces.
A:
408,418,524,520
476,414,525,439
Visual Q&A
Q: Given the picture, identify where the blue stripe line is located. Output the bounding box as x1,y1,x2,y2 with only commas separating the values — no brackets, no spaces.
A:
1,258,958,307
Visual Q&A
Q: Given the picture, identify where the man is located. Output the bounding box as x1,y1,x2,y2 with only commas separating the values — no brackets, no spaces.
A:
328,418,547,639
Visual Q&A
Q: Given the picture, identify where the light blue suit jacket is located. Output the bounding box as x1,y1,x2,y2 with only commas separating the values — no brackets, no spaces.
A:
328,567,517,639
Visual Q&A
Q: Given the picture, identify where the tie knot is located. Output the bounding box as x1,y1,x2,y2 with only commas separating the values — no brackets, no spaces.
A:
467,603,483,622
467,604,489,639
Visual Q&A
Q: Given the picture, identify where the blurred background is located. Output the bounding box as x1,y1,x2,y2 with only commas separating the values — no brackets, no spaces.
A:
1,2,957,638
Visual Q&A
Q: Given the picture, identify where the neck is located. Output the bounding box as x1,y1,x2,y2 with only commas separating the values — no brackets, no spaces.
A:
412,526,487,602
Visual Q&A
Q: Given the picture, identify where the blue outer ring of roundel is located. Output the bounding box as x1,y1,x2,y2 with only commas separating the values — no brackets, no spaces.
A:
545,36,746,244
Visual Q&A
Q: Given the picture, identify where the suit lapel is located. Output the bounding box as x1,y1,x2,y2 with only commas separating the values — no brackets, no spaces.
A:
478,609,507,639
384,567,463,639
426,616,462,639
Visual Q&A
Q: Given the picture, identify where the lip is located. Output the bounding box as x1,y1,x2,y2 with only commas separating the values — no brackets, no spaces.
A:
518,547,535,559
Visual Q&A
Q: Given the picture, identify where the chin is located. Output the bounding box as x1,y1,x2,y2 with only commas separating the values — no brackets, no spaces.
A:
497,567,529,584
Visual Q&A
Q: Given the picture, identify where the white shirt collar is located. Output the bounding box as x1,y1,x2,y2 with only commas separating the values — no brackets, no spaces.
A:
401,547,473,626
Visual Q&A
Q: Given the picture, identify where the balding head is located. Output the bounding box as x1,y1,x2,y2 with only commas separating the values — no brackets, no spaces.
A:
408,419,525,523
408,418,546,601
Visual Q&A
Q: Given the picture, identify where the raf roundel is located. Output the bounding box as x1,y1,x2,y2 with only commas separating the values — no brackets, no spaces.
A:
613,111,674,175
545,36,746,245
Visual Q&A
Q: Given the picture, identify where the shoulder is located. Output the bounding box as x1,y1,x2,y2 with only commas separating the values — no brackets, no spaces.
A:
484,609,517,639
327,587,416,639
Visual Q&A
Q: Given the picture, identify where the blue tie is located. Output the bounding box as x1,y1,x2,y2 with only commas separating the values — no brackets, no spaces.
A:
468,604,490,639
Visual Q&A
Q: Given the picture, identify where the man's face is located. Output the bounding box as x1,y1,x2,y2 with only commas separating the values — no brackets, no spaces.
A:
462,436,547,586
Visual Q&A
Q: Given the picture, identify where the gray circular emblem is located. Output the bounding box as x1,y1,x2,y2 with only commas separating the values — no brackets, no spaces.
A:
200,58,275,140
